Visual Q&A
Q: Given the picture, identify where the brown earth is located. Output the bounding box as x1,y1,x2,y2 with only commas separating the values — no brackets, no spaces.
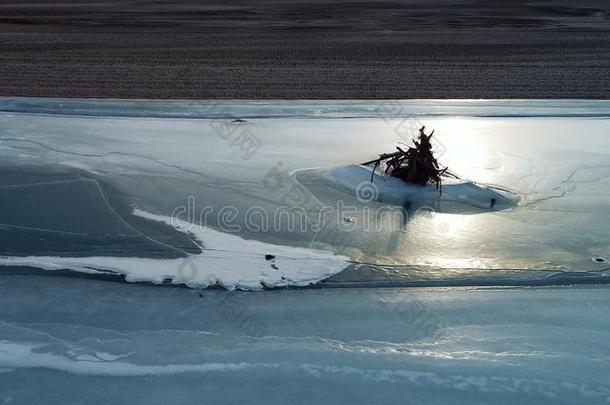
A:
1,0,609,98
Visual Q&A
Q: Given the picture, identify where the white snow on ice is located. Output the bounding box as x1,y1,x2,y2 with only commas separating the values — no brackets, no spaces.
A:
0,340,266,376
0,339,608,401
0,209,349,290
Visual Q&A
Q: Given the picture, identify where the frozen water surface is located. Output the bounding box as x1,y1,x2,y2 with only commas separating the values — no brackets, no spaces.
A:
0,98,609,403
1,277,609,404
1,99,610,286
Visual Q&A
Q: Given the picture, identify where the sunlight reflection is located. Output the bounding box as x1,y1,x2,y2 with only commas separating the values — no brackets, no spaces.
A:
429,212,471,237
438,119,487,170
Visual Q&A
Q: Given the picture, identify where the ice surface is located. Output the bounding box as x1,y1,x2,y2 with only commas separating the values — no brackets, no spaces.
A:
1,99,610,286
1,98,609,119
1,99,610,403
0,276,609,404
0,208,348,290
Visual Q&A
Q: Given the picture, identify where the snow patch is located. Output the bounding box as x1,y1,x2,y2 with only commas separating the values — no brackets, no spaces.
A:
0,209,349,290
0,340,271,376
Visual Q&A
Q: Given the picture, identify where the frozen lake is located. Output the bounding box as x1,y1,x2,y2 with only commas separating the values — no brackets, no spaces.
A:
0,98,609,403
0,99,610,288
1,277,609,404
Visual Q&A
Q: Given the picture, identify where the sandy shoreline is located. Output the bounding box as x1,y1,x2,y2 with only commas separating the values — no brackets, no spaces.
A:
1,0,609,99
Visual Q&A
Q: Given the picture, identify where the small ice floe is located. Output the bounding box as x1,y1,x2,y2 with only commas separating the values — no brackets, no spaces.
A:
296,126,519,214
